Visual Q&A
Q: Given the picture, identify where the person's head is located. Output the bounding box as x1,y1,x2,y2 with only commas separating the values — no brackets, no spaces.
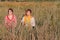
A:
8,8,13,15
25,9,32,16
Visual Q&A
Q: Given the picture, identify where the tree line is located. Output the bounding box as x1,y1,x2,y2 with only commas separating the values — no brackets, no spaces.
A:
0,0,60,2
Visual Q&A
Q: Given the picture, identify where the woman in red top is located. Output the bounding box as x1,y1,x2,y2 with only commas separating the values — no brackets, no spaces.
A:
5,8,17,40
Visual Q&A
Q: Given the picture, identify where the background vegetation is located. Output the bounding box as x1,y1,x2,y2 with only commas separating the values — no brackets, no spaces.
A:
0,0,60,2
0,2,60,40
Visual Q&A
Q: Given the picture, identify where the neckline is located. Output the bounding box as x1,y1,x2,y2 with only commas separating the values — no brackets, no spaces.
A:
7,15,14,21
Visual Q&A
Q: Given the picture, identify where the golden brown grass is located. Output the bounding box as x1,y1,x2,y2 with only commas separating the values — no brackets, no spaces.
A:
0,2,60,40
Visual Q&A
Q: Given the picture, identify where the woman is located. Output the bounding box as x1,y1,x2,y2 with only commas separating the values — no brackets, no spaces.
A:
21,9,38,40
5,8,17,40
21,9,35,27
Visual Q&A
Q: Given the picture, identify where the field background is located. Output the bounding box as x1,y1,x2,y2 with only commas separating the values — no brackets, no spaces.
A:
0,2,60,40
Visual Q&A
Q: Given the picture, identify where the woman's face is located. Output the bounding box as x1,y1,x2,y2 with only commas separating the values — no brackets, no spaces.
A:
26,11,31,16
8,10,13,15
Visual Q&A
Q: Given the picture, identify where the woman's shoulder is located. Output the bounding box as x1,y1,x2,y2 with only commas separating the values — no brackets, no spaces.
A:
31,16,35,21
13,15,16,17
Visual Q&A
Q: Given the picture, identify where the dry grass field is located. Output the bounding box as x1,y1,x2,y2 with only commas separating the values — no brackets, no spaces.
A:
0,2,60,40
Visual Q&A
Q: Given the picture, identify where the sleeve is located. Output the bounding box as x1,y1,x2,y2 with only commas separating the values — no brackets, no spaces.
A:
21,17,24,23
21,17,25,25
14,15,17,27
31,17,35,27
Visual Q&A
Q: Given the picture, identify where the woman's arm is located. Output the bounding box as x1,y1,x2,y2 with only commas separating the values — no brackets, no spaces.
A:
14,15,17,27
31,17,35,27
21,17,25,25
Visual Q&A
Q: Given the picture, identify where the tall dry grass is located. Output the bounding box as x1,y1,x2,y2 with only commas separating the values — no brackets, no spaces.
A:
0,2,60,40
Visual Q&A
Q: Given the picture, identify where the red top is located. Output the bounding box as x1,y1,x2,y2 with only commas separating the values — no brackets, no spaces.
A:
7,15,14,21
5,15,17,27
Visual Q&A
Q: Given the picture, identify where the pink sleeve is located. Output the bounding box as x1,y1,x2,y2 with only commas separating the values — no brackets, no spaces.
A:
14,15,17,25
